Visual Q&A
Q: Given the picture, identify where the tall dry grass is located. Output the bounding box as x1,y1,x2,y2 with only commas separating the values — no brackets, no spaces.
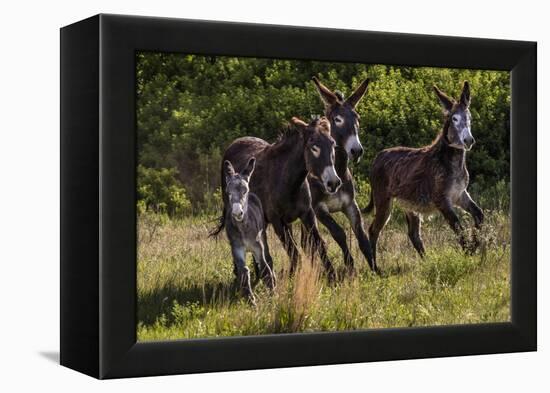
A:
137,209,510,341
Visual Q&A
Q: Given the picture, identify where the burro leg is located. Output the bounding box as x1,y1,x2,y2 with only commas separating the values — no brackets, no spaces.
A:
252,230,276,290
231,246,255,305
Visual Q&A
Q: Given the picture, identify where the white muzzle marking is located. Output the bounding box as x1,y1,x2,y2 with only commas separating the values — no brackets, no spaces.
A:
232,203,244,221
344,134,362,160
321,165,341,193
450,127,473,151
462,126,473,150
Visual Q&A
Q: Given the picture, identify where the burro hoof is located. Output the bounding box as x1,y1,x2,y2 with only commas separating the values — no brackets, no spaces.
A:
264,276,276,291
327,268,337,284
248,294,257,307
346,265,357,278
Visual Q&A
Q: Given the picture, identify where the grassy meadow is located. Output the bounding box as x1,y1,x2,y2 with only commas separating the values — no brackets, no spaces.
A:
137,209,510,341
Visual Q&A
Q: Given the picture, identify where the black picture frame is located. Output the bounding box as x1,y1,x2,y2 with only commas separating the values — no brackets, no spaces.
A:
60,14,537,379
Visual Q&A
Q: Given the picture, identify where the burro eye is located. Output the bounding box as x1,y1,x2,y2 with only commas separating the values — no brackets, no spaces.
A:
452,115,459,123
310,145,321,158
334,115,344,126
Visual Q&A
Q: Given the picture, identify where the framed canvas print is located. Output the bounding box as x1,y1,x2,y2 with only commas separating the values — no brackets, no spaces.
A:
60,14,536,379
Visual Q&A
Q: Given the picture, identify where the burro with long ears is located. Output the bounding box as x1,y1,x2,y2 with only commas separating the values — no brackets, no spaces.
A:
223,157,275,305
213,117,341,281
364,81,484,262
303,76,376,275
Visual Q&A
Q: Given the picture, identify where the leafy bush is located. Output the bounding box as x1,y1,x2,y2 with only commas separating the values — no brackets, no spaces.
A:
137,53,510,216
137,165,191,217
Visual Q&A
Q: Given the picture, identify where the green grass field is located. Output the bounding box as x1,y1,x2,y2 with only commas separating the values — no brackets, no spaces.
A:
137,209,510,341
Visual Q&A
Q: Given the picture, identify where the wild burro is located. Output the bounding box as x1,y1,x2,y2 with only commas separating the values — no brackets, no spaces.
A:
304,76,377,275
365,81,484,262
215,117,341,282
223,158,275,305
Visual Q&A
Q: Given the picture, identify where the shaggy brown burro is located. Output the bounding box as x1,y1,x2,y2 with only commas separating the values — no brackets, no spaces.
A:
213,117,341,282
364,81,484,262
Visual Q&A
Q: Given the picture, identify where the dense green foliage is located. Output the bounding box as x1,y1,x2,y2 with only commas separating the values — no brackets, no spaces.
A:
137,52,510,216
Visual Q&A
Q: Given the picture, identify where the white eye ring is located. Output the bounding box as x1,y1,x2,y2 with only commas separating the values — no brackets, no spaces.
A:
452,115,459,123
310,145,321,158
334,115,344,126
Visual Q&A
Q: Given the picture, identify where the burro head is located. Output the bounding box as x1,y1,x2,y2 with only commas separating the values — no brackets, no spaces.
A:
292,116,342,194
224,157,256,222
434,81,475,151
312,76,370,163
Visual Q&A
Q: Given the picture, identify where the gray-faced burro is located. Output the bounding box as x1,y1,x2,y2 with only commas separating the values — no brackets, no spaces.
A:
364,81,484,262
223,158,275,305
304,77,377,275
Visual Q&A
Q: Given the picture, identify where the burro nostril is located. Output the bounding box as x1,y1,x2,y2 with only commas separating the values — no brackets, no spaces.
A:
352,147,364,157
328,178,342,193
350,147,364,162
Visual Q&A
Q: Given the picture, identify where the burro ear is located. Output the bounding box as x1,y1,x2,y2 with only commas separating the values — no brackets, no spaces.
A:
223,160,236,178
311,76,338,107
346,78,370,108
318,116,331,134
291,116,308,129
241,157,256,181
460,80,471,107
433,85,455,114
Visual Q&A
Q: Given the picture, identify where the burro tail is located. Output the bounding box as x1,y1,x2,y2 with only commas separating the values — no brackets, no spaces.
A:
362,189,374,214
209,212,225,237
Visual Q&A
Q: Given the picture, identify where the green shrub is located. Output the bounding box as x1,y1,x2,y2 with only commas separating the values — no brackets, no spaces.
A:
137,53,510,217
137,165,192,217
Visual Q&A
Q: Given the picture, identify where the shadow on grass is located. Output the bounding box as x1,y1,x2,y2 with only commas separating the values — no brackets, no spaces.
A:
378,261,418,278
138,280,242,327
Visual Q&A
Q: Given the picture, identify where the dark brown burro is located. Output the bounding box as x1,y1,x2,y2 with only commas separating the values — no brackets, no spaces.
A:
214,117,341,281
364,81,484,262
304,76,376,275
